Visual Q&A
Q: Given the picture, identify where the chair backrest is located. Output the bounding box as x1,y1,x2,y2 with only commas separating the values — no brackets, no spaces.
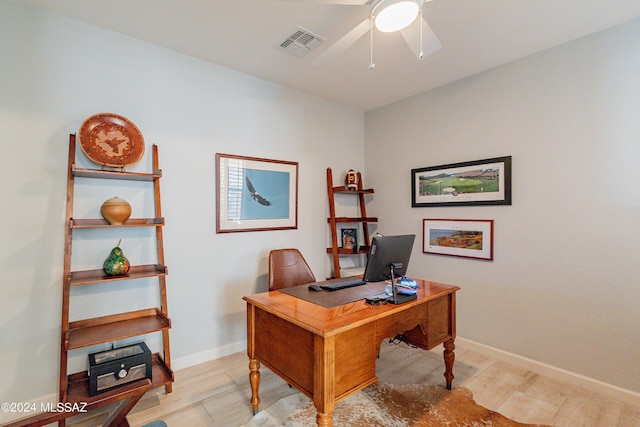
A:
268,248,316,291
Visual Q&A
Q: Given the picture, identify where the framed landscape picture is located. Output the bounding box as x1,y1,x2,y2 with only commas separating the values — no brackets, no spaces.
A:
423,219,494,260
216,153,298,233
412,156,512,207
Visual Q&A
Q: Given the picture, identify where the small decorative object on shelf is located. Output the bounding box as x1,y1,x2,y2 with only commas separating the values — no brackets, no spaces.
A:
345,169,359,190
103,240,130,276
78,112,145,169
100,196,132,225
341,228,358,252
88,342,152,396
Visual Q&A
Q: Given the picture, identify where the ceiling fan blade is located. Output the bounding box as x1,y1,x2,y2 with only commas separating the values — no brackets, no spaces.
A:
312,18,371,66
281,0,371,5
400,15,441,59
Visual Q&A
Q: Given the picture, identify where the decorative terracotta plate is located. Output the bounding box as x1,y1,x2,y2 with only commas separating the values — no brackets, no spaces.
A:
79,113,145,167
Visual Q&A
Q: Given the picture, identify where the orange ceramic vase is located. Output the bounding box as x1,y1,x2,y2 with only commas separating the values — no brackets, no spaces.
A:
100,196,132,225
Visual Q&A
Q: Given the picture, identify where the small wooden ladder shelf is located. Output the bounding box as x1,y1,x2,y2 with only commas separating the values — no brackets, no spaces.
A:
326,167,377,278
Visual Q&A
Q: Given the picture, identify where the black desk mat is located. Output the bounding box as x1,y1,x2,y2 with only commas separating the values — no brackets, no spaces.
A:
279,281,388,308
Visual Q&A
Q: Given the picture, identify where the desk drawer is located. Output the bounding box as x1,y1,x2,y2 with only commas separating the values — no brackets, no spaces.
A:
403,294,455,349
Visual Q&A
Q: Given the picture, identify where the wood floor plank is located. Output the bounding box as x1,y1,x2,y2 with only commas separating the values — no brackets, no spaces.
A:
552,386,627,427
464,360,537,409
518,372,572,407
617,403,640,427
127,374,238,425
497,390,558,425
139,402,214,427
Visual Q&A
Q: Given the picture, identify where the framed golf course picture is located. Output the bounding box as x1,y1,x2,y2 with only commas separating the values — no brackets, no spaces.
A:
411,156,512,207
423,219,494,260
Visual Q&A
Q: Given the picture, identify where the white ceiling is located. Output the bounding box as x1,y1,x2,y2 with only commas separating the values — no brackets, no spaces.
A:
19,0,640,111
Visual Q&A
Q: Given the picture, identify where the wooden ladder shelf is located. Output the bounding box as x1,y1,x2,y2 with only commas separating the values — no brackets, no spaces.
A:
32,134,175,427
326,167,377,278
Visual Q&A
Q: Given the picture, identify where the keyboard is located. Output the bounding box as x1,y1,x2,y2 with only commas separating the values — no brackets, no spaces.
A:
319,277,366,291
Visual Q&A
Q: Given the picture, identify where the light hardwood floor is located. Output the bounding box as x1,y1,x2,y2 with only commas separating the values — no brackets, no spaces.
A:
68,341,640,427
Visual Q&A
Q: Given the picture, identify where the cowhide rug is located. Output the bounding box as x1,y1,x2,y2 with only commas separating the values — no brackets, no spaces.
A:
241,383,549,427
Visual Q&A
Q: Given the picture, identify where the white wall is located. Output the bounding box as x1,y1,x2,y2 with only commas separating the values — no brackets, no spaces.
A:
0,2,364,408
365,18,640,393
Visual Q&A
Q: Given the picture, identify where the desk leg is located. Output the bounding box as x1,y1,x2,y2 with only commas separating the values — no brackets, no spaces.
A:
443,338,455,390
249,358,261,415
316,412,332,427
314,335,335,427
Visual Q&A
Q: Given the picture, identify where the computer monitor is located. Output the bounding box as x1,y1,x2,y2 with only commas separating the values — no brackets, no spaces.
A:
363,234,415,282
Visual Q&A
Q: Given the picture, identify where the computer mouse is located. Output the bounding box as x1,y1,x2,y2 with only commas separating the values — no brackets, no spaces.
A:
308,284,323,292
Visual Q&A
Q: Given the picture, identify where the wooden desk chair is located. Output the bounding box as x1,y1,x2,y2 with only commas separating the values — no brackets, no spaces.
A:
268,248,316,290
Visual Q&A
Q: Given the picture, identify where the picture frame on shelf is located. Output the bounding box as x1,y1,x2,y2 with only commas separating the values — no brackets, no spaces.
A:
216,153,298,233
340,228,358,252
411,156,512,207
423,219,494,260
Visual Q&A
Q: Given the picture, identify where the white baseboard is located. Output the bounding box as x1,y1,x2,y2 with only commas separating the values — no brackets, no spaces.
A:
456,336,640,406
171,340,246,371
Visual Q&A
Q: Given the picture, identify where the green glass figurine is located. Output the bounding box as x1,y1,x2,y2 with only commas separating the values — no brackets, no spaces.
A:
103,239,130,276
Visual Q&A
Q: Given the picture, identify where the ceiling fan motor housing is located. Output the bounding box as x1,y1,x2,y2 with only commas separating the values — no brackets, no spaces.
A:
371,0,424,32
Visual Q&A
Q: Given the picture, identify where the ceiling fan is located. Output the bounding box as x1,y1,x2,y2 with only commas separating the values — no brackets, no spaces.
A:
293,0,441,67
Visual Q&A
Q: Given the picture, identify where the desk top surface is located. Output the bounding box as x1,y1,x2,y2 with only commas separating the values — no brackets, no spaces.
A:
243,279,459,337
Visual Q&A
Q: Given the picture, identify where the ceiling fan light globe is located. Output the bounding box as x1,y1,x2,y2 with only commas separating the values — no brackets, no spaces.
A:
374,0,420,33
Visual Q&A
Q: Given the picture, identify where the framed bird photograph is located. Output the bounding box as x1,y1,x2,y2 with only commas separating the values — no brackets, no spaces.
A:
216,153,298,233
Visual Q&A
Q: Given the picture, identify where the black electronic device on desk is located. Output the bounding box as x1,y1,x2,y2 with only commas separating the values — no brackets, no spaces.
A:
363,234,417,305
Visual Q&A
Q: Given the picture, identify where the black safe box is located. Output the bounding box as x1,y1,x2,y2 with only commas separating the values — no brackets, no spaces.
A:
88,342,152,396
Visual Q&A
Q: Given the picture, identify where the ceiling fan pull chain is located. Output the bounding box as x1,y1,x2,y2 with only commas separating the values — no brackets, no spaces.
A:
369,17,376,70
419,9,424,59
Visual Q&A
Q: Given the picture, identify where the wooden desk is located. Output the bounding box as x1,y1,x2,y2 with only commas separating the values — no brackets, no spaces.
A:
243,279,458,427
